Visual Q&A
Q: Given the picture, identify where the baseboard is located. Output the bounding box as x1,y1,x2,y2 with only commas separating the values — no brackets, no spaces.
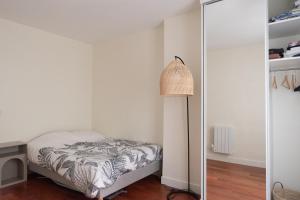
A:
207,153,266,168
161,176,201,194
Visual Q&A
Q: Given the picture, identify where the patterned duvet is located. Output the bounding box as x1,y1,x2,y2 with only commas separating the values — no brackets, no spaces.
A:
27,131,162,198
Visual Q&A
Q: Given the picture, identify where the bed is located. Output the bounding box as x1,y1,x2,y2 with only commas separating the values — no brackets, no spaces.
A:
27,131,162,200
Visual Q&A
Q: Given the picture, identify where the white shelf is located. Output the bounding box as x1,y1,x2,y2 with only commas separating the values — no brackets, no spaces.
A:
269,57,300,71
269,17,300,39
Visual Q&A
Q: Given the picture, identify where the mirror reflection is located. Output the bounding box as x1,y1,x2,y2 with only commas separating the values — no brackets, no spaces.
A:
205,0,266,199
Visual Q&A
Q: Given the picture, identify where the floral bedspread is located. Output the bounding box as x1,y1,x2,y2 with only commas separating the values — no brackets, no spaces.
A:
37,139,162,198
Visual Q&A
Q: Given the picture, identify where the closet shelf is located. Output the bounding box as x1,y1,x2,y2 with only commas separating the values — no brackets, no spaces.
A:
269,57,300,71
269,16,300,39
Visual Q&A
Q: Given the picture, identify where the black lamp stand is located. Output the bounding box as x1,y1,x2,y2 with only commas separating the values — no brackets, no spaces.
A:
166,96,200,200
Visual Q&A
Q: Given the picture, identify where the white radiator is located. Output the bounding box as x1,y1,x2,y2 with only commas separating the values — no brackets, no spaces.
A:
212,126,234,154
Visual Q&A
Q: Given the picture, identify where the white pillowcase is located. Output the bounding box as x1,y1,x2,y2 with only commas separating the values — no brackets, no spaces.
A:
29,130,105,147
27,130,106,164
69,130,106,142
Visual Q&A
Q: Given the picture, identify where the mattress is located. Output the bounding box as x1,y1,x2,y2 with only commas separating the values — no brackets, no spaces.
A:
27,131,162,198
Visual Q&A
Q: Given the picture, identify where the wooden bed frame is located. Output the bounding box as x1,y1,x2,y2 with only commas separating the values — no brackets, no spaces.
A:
29,161,161,200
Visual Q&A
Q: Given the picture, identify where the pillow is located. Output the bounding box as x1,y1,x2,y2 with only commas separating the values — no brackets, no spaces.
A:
69,130,106,142
28,130,106,148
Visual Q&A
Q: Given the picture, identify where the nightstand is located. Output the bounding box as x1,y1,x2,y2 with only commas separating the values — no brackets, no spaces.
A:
0,142,27,188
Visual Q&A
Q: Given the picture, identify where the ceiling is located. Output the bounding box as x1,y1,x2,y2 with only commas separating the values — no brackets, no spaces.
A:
0,0,199,43
206,0,266,49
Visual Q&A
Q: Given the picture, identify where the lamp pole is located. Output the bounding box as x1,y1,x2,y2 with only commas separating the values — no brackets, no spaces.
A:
187,95,191,192
164,57,199,200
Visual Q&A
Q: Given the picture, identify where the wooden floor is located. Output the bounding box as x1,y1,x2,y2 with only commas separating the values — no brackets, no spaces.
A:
207,159,266,200
0,160,265,200
0,174,194,200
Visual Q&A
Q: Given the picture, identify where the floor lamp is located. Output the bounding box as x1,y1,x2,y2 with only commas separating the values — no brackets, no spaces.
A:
160,56,199,200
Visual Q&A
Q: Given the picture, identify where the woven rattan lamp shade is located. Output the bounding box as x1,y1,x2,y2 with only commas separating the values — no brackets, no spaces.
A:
160,58,194,96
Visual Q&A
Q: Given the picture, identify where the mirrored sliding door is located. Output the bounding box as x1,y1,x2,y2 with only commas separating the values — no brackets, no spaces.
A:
201,0,267,200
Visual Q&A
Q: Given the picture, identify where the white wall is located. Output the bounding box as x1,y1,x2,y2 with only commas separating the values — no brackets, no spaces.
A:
271,71,300,192
162,9,201,192
207,44,266,168
0,18,93,142
92,26,164,145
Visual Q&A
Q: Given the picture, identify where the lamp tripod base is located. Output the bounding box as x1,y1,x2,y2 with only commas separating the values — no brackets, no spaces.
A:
167,188,200,200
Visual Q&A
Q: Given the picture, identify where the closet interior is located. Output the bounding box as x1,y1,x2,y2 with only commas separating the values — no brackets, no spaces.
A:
268,0,300,198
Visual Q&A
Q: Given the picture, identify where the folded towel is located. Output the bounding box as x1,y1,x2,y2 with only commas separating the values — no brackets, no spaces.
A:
269,48,284,54
285,49,300,57
269,54,282,59
287,46,300,53
287,41,300,50
269,49,284,58
269,9,300,22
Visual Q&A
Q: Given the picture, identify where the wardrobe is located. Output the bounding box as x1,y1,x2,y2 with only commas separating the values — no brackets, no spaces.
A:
269,0,300,198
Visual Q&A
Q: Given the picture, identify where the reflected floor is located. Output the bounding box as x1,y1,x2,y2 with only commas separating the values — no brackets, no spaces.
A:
207,159,266,200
